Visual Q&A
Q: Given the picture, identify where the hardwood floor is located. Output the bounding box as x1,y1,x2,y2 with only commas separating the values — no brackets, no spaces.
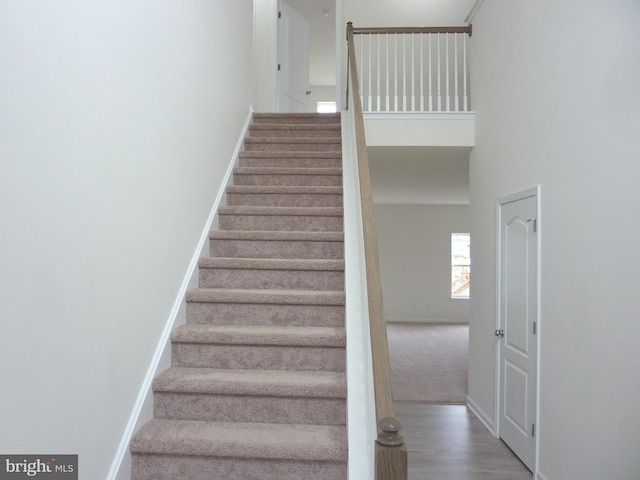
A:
396,403,533,479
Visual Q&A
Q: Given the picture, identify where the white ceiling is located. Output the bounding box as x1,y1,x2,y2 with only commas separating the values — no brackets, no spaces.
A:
369,146,471,205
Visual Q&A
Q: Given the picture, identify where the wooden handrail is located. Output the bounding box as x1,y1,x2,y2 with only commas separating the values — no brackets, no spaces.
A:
351,25,472,36
346,22,407,480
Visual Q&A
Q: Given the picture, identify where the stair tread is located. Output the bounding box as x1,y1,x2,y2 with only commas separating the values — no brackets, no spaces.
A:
253,112,340,120
219,206,343,216
198,257,344,271
244,137,341,143
171,323,345,346
209,230,344,241
234,167,342,175
227,185,342,194
239,151,341,158
154,367,346,397
186,288,345,305
250,124,341,131
130,419,348,461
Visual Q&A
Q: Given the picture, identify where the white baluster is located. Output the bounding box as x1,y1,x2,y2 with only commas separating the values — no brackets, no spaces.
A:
377,34,381,112
386,34,390,111
394,34,398,112
437,34,441,111
445,34,450,111
463,33,468,111
420,33,424,111
454,34,459,112
428,34,433,111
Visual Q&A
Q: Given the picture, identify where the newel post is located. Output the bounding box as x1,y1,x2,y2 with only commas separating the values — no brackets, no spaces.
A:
375,417,408,480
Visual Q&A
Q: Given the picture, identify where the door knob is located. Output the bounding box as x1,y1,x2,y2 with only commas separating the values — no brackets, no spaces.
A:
495,329,504,338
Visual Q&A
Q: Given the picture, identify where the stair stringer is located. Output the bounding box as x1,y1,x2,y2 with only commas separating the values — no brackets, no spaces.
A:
341,110,377,480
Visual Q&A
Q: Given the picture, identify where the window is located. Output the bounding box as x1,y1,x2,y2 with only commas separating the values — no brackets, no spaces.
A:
317,101,337,113
451,233,470,298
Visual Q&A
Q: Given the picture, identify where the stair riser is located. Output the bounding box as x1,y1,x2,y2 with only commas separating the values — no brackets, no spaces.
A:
238,157,342,168
199,268,344,290
209,238,344,260
132,454,347,480
154,393,346,425
172,343,345,371
233,173,342,186
186,303,344,327
227,193,343,207
249,128,341,138
244,142,341,152
219,214,343,232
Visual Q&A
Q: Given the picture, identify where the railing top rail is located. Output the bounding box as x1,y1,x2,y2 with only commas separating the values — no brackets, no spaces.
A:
351,25,472,36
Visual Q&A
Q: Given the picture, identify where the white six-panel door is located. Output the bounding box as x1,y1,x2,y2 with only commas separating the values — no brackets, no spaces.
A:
497,187,539,472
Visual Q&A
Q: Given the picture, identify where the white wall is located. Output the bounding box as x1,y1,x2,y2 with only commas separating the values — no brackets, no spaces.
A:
468,1,640,479
343,0,474,28
374,205,470,323
0,1,254,478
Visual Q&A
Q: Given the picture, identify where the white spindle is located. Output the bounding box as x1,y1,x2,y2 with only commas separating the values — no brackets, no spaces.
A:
463,33,468,111
420,34,424,111
454,34,459,111
428,34,433,111
359,35,364,109
437,34,441,111
410,34,415,111
368,34,372,112
445,34,450,111
394,34,398,112
401,35,407,112
385,35,390,111
377,34,381,112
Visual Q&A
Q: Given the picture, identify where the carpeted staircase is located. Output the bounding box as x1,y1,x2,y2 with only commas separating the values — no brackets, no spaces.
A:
130,113,347,480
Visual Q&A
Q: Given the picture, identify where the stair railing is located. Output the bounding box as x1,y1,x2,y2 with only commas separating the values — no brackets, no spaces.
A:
347,24,473,113
344,22,407,480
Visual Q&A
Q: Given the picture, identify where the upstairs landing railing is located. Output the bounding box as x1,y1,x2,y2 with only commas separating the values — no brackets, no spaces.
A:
348,24,473,113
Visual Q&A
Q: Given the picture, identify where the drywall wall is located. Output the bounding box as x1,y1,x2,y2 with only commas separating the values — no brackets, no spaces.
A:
343,0,475,28
468,1,640,478
0,1,253,478
374,205,470,323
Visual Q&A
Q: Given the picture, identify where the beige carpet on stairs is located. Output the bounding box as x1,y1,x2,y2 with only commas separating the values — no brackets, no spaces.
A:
129,112,348,480
387,322,469,403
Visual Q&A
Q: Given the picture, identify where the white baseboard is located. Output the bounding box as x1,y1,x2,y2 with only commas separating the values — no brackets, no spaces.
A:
385,317,469,324
107,108,254,480
466,395,496,436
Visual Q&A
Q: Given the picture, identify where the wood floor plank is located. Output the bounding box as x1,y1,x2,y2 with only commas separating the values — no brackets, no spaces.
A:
395,403,533,479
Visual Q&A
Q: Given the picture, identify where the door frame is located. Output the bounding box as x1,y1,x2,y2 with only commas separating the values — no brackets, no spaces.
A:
495,185,541,475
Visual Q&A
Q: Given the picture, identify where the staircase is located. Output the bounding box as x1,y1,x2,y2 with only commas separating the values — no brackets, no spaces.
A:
130,113,347,480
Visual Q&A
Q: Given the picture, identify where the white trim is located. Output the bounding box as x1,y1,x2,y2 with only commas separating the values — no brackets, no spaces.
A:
364,111,475,121
385,317,468,325
464,0,485,24
107,109,254,480
466,395,496,435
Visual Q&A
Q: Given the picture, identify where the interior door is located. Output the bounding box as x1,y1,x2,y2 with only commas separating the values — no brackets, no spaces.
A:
497,188,539,472
277,0,310,112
